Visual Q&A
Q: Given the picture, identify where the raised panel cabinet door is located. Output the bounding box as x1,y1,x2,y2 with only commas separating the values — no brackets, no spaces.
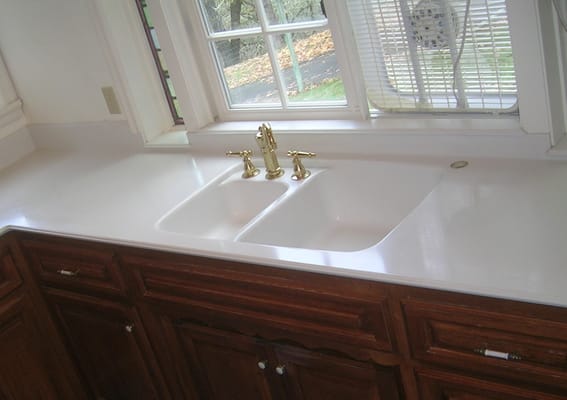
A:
0,293,61,399
168,320,280,400
45,289,167,400
417,369,567,400
273,345,401,400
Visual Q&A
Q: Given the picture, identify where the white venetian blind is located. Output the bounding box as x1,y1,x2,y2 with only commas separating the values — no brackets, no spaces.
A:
347,0,517,113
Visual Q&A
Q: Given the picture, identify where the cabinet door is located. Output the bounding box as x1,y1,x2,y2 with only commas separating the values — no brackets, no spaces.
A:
169,320,279,400
417,369,567,400
0,293,61,399
46,289,166,400
274,345,400,400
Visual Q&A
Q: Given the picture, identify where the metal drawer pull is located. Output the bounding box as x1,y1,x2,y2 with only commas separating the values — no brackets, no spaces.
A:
474,348,522,361
257,360,268,370
57,268,80,277
275,365,286,375
124,324,134,333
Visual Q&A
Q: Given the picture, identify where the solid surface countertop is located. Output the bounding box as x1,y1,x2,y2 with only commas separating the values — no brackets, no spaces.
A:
2,147,567,308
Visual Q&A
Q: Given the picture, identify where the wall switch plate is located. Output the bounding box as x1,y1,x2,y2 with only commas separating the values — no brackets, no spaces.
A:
101,86,121,114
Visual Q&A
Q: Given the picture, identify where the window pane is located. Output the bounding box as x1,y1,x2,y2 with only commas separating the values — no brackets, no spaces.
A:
213,38,281,106
199,0,346,111
274,30,346,104
262,0,326,25
199,0,259,34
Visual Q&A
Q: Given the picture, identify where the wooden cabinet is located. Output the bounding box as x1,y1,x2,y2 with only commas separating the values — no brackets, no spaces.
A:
273,342,401,400
8,231,567,399
121,246,403,400
0,233,85,399
165,321,278,400
0,292,63,399
20,234,169,400
401,289,567,398
146,312,401,400
44,288,166,399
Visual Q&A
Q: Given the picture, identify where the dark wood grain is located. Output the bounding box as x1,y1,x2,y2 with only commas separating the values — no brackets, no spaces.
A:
0,234,86,399
416,368,567,400
9,230,567,400
43,286,170,399
21,235,127,298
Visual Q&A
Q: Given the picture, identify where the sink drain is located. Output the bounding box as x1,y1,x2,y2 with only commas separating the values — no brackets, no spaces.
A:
450,160,469,169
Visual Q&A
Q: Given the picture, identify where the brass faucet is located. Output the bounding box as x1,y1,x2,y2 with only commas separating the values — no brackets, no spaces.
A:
256,123,284,179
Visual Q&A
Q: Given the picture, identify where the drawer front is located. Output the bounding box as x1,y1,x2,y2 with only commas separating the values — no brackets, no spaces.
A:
404,299,567,388
21,237,126,297
416,368,567,400
122,252,396,355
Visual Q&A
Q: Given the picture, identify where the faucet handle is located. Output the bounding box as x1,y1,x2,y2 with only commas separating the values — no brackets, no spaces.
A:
287,150,316,180
227,150,260,179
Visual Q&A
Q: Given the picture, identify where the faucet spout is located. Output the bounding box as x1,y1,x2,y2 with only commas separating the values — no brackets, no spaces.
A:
256,123,284,179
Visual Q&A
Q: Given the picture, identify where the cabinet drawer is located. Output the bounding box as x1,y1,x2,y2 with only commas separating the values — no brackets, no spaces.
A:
416,368,567,400
122,251,397,356
404,299,567,389
21,236,126,298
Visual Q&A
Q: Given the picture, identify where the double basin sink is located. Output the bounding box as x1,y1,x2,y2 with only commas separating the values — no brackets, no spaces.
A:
157,160,443,252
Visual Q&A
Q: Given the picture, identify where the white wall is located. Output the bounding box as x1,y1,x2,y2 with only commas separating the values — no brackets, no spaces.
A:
0,0,124,124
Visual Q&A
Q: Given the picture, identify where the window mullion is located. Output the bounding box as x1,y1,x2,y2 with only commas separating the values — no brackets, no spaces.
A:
207,27,263,40
254,0,290,109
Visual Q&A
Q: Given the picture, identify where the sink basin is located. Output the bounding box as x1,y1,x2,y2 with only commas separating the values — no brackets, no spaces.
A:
237,161,443,251
156,168,289,239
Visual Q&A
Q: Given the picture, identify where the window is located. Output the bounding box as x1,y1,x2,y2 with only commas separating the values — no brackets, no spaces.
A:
348,0,517,113
113,0,563,144
135,0,183,124
196,0,347,110
177,0,519,118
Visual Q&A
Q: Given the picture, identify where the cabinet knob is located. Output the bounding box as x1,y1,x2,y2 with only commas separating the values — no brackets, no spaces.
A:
124,324,134,333
257,360,268,370
275,365,286,375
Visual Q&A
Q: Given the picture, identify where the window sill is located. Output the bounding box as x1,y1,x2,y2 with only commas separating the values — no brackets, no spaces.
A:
195,115,525,136
144,115,525,146
142,115,551,159
144,128,189,148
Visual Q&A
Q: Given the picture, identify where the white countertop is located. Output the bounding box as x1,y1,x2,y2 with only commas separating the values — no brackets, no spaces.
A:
2,147,567,308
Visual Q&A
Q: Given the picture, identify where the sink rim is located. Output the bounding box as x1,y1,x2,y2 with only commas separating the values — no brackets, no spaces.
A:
155,159,446,252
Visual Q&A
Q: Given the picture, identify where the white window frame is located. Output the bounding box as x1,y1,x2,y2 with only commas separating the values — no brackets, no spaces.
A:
165,0,365,122
89,0,566,150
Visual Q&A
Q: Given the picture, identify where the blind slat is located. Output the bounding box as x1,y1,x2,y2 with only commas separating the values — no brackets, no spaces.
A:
347,0,517,113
